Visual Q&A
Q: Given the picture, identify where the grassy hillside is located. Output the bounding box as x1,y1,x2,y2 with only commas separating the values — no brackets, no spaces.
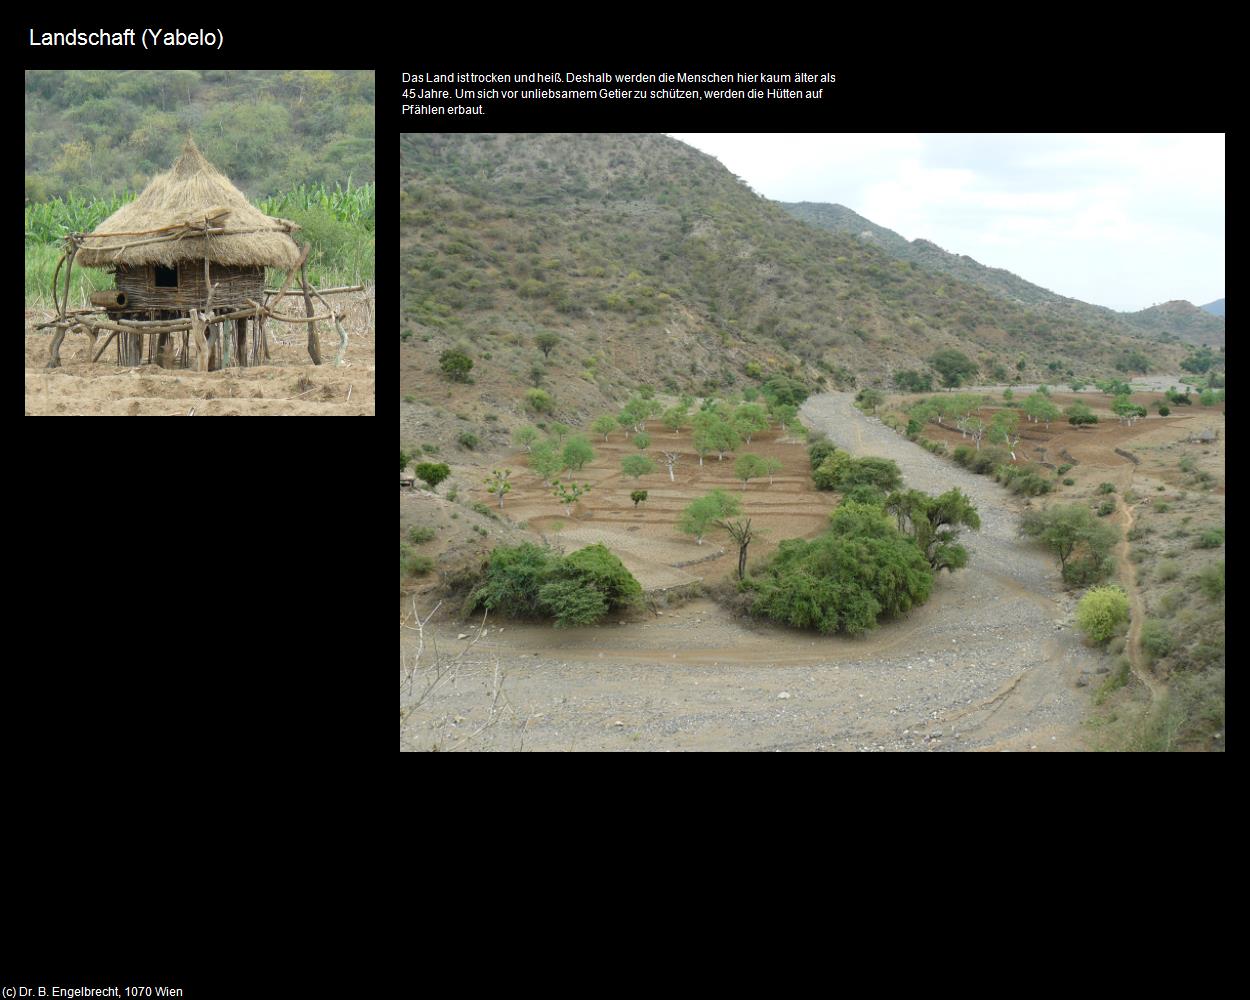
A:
401,133,1191,452
25,70,374,202
1122,300,1226,348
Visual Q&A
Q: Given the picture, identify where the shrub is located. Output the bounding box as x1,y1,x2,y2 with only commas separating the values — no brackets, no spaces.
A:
1062,478,1075,486
1194,528,1224,549
1156,404,1170,416
438,349,473,382
525,388,555,413
1066,402,1098,426
808,439,840,472
1076,586,1130,643
414,462,451,492
535,578,607,627
630,490,648,508
841,456,903,492
400,448,411,474
404,553,434,576
1155,560,1180,582
812,450,850,490
750,503,933,635
1195,562,1224,600
1057,463,1073,475
1098,482,1116,494
1097,497,1116,517
408,526,436,545
468,543,556,619
1140,618,1173,661
457,431,479,450
466,542,643,628
1021,503,1118,586
842,484,886,506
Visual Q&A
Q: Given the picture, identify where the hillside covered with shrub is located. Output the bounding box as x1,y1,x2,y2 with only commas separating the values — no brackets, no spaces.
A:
401,133,1189,448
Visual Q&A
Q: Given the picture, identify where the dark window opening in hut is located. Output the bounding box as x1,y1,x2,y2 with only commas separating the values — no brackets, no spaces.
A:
155,265,178,288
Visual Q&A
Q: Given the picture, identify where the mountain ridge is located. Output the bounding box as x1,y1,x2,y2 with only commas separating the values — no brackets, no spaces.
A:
782,200,1225,349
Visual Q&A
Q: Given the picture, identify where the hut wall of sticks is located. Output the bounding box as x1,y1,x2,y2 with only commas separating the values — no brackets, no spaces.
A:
43,137,357,371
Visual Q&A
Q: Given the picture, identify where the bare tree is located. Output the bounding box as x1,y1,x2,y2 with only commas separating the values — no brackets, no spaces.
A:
661,451,680,482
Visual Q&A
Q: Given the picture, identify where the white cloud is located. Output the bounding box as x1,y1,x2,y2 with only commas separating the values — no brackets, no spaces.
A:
666,133,1224,311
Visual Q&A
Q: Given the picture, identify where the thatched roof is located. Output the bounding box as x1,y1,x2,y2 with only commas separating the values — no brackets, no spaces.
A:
76,138,301,270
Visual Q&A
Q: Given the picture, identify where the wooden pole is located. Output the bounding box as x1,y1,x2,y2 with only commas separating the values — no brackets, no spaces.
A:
300,264,322,365
46,323,68,368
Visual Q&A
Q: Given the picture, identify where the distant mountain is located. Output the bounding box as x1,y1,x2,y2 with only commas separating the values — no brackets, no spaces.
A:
783,200,1225,351
1123,300,1225,348
1201,298,1225,317
782,201,1080,311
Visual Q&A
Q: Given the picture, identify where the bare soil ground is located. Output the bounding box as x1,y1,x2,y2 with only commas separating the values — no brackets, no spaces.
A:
24,290,375,416
500,424,834,593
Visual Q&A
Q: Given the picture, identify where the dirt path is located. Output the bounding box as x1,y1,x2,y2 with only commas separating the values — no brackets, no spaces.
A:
401,392,1102,752
1114,491,1164,703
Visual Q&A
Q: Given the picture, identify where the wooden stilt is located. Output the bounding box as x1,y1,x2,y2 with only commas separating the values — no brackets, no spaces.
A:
46,322,68,369
300,264,322,365
93,329,119,364
237,317,247,368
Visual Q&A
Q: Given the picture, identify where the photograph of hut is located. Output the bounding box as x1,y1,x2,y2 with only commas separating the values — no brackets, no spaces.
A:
48,137,347,371
25,69,374,416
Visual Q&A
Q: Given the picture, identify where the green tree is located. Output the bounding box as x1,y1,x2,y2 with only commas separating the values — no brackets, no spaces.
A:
528,441,562,483
885,488,981,571
632,432,652,451
1115,350,1151,374
762,456,783,485
562,436,595,471
414,462,450,492
485,468,512,509
535,332,559,358
989,409,1022,459
621,454,655,480
1023,393,1060,428
618,396,652,434
1180,347,1216,374
679,489,740,545
732,403,769,444
1075,586,1130,643
1020,504,1118,585
929,348,978,389
438,349,473,383
513,426,540,453
734,453,768,490
591,414,617,441
551,480,591,517
661,405,688,436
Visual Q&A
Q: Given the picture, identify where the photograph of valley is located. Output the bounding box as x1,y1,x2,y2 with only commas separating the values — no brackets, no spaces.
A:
400,133,1224,752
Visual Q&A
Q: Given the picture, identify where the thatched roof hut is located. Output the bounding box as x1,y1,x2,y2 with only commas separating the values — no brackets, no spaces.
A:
77,137,301,270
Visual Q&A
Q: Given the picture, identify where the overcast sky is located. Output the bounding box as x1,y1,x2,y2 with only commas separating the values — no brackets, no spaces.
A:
668,133,1224,313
